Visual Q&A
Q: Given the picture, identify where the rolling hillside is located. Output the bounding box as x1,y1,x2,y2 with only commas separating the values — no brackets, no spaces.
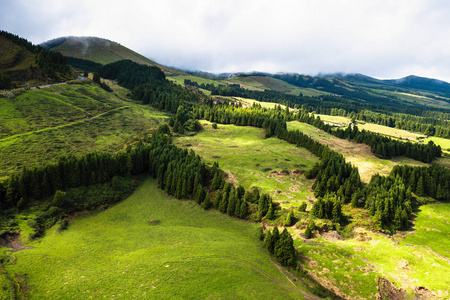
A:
41,36,185,76
0,31,75,87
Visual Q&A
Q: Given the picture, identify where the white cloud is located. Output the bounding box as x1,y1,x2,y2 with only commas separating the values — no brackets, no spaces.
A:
2,0,450,81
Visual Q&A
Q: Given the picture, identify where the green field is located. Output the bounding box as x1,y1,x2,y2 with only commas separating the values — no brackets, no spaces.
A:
293,223,450,299
316,114,426,141
316,114,450,158
3,179,311,299
287,121,429,183
0,83,169,176
174,121,318,208
403,203,450,259
235,97,288,109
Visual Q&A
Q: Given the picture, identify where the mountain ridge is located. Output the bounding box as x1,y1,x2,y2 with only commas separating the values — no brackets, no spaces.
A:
40,36,186,76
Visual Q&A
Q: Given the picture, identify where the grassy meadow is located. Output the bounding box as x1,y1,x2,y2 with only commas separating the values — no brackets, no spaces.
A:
403,203,450,259
0,82,169,176
3,179,311,299
174,121,318,208
292,224,450,299
287,121,429,183
316,114,450,158
316,114,426,141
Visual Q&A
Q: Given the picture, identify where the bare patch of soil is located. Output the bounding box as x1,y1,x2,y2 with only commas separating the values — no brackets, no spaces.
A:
225,171,239,186
377,278,407,300
320,231,343,241
0,232,33,252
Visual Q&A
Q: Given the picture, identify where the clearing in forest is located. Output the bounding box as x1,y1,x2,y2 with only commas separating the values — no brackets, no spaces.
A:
174,121,319,208
287,121,429,183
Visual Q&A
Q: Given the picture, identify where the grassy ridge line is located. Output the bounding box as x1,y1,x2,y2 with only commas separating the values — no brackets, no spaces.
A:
0,106,130,142
4,179,312,299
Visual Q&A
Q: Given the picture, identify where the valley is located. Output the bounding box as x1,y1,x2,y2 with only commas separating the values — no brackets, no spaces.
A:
1,30,450,300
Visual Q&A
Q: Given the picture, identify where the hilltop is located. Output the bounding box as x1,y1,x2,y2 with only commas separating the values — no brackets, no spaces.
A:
41,36,185,76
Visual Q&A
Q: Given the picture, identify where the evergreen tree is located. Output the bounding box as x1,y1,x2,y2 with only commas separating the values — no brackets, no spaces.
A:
266,203,275,220
219,191,229,213
239,200,248,218
304,220,315,238
202,193,211,209
416,176,424,196
227,191,236,216
298,202,307,212
213,191,222,209
274,229,296,266
284,210,295,226
265,227,280,254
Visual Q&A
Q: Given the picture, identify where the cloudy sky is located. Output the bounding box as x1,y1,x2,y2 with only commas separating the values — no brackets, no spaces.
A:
2,0,450,81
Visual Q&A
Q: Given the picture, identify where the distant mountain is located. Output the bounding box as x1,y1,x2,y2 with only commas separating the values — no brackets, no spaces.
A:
0,31,74,88
384,75,450,95
41,36,185,76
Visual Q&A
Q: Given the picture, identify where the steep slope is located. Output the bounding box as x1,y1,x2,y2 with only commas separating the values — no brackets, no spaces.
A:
0,31,74,87
41,36,185,76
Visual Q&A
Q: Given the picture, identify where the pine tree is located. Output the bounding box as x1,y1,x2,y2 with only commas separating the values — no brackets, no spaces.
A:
284,210,294,226
266,203,275,220
304,220,315,238
202,193,211,209
239,200,248,218
436,184,443,200
213,191,222,208
219,191,229,213
265,227,280,254
234,198,241,217
195,184,204,204
298,202,307,212
211,172,222,190
332,200,342,224
227,192,236,216
274,229,296,266
416,176,424,196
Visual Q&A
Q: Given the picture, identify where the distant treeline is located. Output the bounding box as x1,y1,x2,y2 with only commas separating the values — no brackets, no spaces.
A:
328,108,450,139
96,60,165,89
67,57,102,72
334,125,441,163
293,109,442,163
187,80,450,139
190,79,450,118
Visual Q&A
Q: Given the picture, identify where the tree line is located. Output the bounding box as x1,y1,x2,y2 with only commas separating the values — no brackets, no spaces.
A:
328,108,450,139
334,124,441,163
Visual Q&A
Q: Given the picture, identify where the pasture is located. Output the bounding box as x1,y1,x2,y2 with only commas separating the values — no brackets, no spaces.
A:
3,179,311,299
287,121,429,183
174,121,318,208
